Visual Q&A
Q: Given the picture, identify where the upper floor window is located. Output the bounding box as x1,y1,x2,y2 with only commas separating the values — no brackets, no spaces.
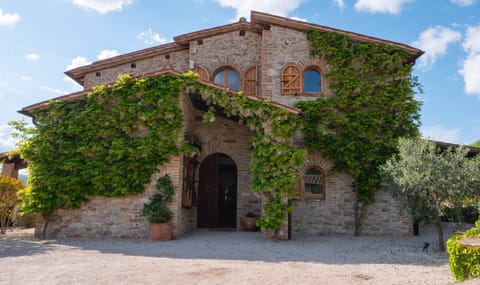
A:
281,65,323,96
214,67,239,90
304,68,321,93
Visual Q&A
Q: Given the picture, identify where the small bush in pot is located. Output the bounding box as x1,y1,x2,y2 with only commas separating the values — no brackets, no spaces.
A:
240,212,260,231
142,174,175,241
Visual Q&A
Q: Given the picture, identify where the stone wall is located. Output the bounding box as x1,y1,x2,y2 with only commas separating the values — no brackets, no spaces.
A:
188,104,261,228
83,49,190,89
291,150,356,236
361,190,412,235
40,21,414,239
260,25,333,105
34,159,182,239
0,162,18,178
189,29,262,82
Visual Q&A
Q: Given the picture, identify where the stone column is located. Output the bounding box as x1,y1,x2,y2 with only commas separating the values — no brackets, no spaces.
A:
0,162,18,178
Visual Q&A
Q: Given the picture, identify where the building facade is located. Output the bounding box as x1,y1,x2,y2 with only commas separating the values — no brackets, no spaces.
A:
22,11,423,239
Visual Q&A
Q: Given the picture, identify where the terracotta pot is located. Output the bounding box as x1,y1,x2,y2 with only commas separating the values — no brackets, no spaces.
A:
149,222,172,241
240,217,259,231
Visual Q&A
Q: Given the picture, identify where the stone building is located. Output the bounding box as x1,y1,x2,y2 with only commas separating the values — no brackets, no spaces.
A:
20,11,423,239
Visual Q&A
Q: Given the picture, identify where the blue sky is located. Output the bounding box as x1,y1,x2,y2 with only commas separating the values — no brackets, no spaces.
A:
0,0,479,152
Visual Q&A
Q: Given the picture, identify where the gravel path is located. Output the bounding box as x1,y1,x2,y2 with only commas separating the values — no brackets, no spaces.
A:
0,224,478,285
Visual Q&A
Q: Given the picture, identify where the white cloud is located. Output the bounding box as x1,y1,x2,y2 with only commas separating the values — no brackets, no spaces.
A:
459,25,480,96
0,8,20,27
460,54,480,95
20,75,32,81
25,53,39,61
333,0,345,9
72,0,134,14
290,16,307,22
97,49,119,60
354,0,413,14
450,0,475,6
421,125,461,143
214,0,305,19
462,25,480,54
137,28,168,45
66,56,91,70
412,26,461,70
0,125,17,149
41,86,68,95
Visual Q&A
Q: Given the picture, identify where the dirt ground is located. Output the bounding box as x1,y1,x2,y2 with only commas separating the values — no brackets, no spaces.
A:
0,225,479,285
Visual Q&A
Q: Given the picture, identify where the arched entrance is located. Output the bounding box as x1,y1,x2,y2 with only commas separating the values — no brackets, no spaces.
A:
197,153,237,228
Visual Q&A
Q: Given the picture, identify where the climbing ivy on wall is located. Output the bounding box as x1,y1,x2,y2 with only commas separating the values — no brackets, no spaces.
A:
184,74,307,232
13,72,306,236
12,29,422,238
295,31,421,234
13,75,187,233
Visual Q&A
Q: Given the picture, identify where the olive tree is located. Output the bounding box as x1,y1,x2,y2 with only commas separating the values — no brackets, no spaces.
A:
0,176,24,234
381,138,480,251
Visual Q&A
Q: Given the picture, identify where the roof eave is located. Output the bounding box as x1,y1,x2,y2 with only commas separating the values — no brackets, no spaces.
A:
250,10,424,61
65,42,187,85
20,69,301,116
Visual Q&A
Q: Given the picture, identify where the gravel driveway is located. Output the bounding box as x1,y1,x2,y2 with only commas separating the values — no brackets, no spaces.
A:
0,225,478,285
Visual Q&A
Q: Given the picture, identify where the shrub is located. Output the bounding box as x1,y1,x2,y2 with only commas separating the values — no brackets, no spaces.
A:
441,205,479,224
447,221,480,282
141,174,174,224
0,177,25,234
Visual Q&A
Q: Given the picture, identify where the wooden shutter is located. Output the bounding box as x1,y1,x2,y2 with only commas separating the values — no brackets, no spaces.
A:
243,66,257,96
197,66,209,82
281,65,301,95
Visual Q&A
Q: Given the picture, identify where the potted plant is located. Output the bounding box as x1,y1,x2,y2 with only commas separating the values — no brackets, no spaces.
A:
240,212,259,231
142,174,175,241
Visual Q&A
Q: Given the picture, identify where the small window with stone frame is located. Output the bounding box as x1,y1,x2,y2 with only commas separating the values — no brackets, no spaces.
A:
303,166,325,199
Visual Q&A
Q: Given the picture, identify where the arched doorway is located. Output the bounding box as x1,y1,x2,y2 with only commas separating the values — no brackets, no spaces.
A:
197,153,237,228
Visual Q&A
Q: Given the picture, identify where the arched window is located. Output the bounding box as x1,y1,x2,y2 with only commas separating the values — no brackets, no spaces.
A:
214,67,239,90
303,68,321,93
304,167,325,198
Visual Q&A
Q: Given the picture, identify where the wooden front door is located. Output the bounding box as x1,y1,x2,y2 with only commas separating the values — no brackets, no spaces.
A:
197,153,237,228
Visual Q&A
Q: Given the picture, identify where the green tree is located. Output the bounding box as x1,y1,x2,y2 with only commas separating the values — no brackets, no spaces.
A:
0,176,24,234
381,138,480,251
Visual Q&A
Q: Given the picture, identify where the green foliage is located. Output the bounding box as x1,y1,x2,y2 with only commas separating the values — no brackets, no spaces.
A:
11,74,186,216
471,139,480,148
296,30,421,203
184,71,307,231
447,221,480,282
0,176,24,234
142,174,175,223
441,205,479,224
382,137,480,251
